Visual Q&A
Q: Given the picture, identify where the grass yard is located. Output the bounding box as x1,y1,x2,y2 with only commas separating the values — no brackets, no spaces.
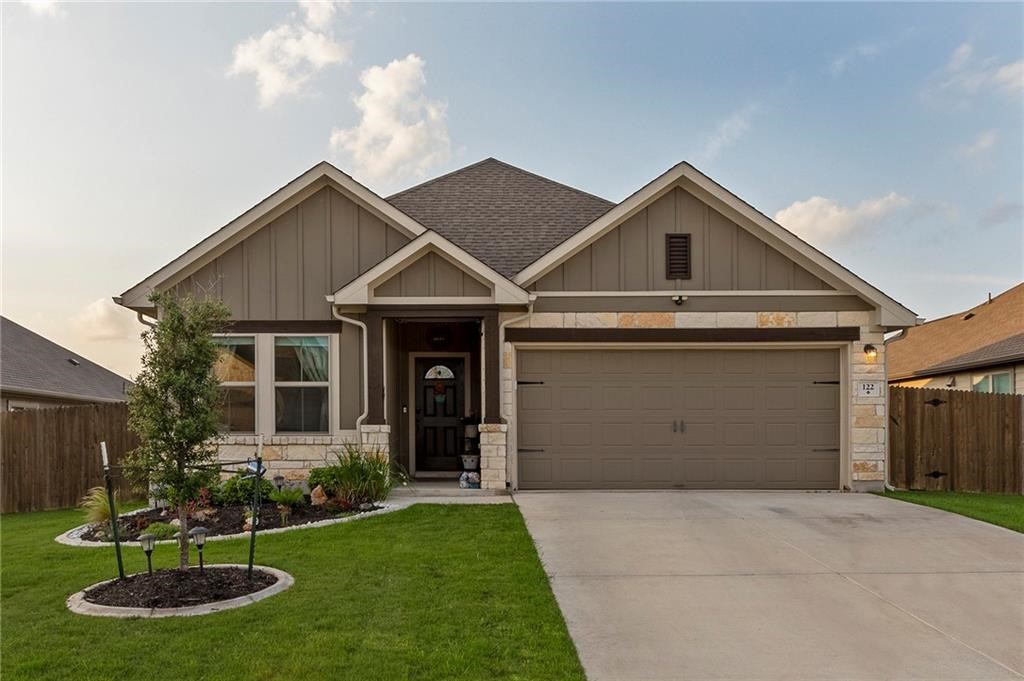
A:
1,503,584,681
880,490,1024,533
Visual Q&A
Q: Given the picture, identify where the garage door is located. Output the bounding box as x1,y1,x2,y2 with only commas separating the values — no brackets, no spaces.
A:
516,349,840,490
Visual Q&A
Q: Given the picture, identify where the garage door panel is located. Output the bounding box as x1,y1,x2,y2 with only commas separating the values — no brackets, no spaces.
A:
517,349,839,490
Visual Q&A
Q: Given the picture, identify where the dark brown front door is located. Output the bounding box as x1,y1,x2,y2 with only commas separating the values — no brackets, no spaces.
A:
415,357,465,471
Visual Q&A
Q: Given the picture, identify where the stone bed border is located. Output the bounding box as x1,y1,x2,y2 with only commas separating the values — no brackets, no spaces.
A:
67,564,293,618
55,503,401,548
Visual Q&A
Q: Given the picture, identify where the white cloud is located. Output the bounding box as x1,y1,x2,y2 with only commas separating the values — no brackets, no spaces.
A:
695,103,760,165
979,200,1023,228
927,41,1024,102
959,129,998,159
299,0,348,31
774,192,912,247
228,1,350,108
829,43,881,76
21,0,63,17
329,53,450,185
72,298,144,342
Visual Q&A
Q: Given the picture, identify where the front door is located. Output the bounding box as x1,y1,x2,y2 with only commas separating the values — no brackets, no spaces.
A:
415,357,465,471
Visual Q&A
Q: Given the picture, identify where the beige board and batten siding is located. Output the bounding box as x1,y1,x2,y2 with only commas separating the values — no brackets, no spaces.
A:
171,186,411,320
373,251,491,298
531,187,834,293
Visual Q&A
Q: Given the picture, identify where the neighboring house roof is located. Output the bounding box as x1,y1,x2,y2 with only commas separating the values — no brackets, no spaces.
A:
0,317,131,403
887,283,1024,380
387,158,615,278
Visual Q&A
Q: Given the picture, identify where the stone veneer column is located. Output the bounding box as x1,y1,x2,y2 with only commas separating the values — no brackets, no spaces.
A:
847,320,887,491
478,423,508,490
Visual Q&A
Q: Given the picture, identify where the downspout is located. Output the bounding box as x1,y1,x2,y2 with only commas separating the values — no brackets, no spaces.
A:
330,303,369,442
498,295,536,423
136,311,157,328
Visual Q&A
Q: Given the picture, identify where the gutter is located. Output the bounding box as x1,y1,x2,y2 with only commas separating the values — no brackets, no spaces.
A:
0,386,127,404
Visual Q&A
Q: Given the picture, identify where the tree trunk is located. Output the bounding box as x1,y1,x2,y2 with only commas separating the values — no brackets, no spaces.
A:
177,504,190,571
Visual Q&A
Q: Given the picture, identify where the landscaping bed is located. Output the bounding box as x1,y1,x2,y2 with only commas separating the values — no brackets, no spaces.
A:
82,566,276,608
78,500,379,543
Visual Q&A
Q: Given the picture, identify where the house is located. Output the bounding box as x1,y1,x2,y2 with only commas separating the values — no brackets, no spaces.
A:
0,316,131,410
887,283,1023,394
114,158,918,491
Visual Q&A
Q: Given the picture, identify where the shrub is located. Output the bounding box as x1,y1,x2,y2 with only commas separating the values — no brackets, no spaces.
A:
219,470,274,507
143,522,178,540
270,487,305,508
311,444,406,508
79,486,116,528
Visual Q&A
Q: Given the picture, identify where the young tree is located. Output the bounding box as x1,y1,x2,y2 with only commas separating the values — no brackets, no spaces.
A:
125,291,231,570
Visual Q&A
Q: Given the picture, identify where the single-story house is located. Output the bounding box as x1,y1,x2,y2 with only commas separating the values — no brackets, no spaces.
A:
0,316,131,410
114,158,918,491
888,282,1023,394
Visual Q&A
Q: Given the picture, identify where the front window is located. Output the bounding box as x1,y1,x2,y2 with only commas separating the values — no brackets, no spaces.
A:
274,336,329,433
214,336,256,433
972,371,1012,394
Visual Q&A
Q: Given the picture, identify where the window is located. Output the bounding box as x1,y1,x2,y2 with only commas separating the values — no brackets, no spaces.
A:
213,336,256,433
424,364,455,379
274,336,329,433
665,233,692,280
972,371,1012,394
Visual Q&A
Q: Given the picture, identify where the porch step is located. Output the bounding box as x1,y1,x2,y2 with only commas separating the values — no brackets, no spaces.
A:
390,481,507,497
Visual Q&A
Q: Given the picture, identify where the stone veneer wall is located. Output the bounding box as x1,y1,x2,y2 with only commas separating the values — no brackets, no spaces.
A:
500,309,887,491
479,423,508,490
216,426,391,482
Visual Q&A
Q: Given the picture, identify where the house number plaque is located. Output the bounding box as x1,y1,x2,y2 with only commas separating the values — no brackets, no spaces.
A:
856,381,882,397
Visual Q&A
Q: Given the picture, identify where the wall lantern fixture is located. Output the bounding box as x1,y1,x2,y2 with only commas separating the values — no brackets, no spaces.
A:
863,344,878,361
138,533,156,575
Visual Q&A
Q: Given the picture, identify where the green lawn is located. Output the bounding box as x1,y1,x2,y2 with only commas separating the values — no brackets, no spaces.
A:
1,504,584,681
880,490,1024,533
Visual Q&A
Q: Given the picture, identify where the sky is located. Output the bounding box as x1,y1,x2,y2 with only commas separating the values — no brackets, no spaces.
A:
3,1,1022,379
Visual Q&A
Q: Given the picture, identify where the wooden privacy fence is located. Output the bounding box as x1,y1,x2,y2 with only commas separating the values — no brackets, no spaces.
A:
889,386,1023,494
1,402,139,513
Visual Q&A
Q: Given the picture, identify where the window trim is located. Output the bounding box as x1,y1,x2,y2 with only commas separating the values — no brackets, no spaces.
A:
213,334,258,434
972,370,1013,394
272,334,331,435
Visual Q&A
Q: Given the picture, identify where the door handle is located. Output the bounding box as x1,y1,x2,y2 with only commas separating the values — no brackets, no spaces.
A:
679,419,686,433
673,420,678,433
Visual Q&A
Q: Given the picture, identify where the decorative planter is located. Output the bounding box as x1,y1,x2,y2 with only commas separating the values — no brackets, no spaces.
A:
461,454,480,470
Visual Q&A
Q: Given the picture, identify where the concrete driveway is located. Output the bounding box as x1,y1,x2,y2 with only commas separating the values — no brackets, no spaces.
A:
516,492,1024,681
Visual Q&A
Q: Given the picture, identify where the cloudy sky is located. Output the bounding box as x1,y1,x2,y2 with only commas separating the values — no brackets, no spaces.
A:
3,1,1022,378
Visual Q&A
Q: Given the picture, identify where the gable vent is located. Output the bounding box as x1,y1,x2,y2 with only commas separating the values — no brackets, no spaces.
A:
665,233,692,280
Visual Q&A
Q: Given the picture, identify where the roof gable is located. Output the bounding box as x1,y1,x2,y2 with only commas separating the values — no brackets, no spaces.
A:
118,162,427,310
515,162,918,326
0,317,131,402
330,231,530,307
888,283,1024,379
387,158,614,277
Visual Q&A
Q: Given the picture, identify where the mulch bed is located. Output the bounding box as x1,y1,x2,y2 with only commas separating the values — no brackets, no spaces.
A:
83,567,277,608
80,500,381,543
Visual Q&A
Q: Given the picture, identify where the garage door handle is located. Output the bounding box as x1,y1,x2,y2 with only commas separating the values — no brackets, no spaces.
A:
679,420,686,433
519,448,545,453
812,448,840,452
673,420,677,433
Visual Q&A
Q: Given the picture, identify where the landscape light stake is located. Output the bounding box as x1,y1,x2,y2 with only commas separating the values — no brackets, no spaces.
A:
247,435,265,579
189,526,208,574
101,442,125,580
138,533,156,575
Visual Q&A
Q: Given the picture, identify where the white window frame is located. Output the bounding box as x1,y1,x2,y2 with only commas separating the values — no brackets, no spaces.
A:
972,370,1012,394
213,334,258,434
268,333,335,436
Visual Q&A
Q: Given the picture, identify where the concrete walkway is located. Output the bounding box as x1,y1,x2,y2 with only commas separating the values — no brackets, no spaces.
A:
516,491,1024,681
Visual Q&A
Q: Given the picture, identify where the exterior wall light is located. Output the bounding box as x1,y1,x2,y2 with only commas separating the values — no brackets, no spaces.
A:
189,526,209,573
863,344,878,361
138,533,156,575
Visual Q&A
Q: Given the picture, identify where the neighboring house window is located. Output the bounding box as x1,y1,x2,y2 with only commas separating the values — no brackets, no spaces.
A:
972,371,1012,394
6,400,41,412
274,336,329,433
213,336,256,433
665,233,692,280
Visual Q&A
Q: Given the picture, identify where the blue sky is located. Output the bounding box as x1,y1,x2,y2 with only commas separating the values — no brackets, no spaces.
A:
3,1,1022,376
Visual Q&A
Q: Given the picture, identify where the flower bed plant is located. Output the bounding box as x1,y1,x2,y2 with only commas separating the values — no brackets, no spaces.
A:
307,444,407,511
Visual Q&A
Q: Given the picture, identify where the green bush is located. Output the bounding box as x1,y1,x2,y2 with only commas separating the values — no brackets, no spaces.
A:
270,487,305,509
142,522,178,540
218,470,274,507
309,444,406,508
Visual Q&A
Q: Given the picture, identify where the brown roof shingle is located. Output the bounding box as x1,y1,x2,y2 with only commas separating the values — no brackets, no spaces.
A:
387,158,615,277
887,283,1024,380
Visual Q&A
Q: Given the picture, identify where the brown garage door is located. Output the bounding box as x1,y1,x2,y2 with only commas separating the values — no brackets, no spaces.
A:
517,349,840,490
